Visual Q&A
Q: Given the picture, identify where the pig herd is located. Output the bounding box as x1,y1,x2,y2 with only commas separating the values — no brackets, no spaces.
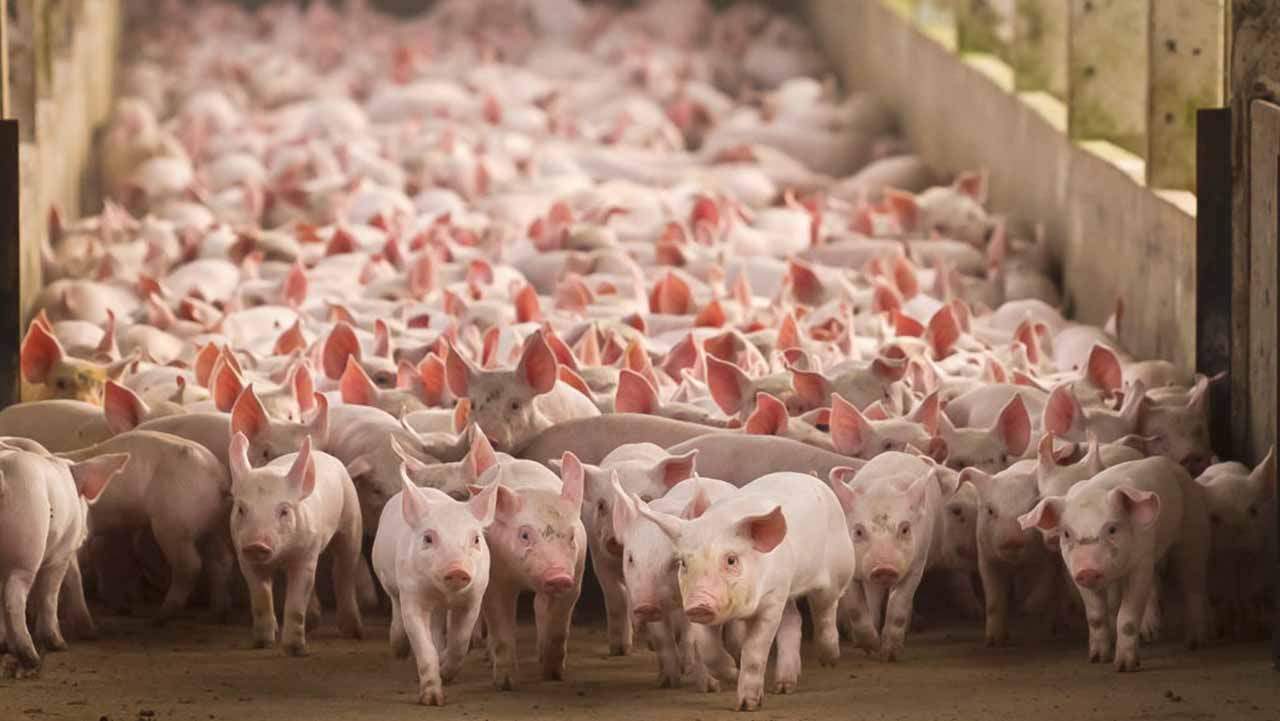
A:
0,0,1273,712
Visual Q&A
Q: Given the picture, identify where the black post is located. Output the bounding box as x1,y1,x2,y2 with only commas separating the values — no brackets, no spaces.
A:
0,119,17,408
1196,108,1234,459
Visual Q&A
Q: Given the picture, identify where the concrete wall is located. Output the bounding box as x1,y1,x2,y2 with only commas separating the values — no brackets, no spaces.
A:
805,0,1197,371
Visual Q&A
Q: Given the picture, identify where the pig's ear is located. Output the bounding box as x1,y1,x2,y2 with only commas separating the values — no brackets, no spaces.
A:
228,432,253,481
910,391,941,435
705,355,750,416
789,366,831,410
558,451,585,511
744,392,789,436
283,262,308,308
614,368,659,415
871,355,908,383
828,472,858,512
611,474,639,538
292,362,316,413
194,342,220,387
20,321,64,383
322,322,362,381
514,284,543,324
1018,496,1064,532
681,484,715,520
469,482,499,527
993,395,1031,456
1035,432,1059,479
466,432,498,480
933,466,961,498
830,393,872,456
1083,434,1106,475
926,436,949,463
340,357,378,407
653,450,697,489
926,306,961,360
1117,379,1146,426
953,170,988,204
1250,447,1276,501
493,485,524,521
636,500,686,542
738,506,787,553
104,380,149,434
307,393,329,448
399,465,432,527
517,332,558,395
883,189,919,232
1108,486,1160,528
958,467,994,500
1085,344,1122,394
286,436,318,500
1186,375,1210,415
1043,384,1083,438
904,470,933,514
418,353,447,406
69,453,130,504
231,385,269,441
212,362,245,413
389,436,431,474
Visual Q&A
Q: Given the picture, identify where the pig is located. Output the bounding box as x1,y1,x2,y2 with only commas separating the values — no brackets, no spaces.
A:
476,453,588,689
372,467,499,706
445,331,601,453
1041,381,1144,444
0,450,127,674
611,474,742,690
829,391,943,460
938,394,1032,472
228,433,364,655
666,433,865,486
1138,375,1215,475
518,413,722,466
20,321,132,405
0,400,114,453
1019,456,1210,670
828,453,940,661
637,472,855,711
59,430,234,621
1196,448,1275,639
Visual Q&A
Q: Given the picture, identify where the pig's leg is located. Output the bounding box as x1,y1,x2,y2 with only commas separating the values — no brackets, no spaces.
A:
355,554,380,612
483,588,519,690
306,590,322,629
31,559,70,652
978,556,1010,646
690,622,735,692
3,569,39,672
401,595,445,706
442,600,483,683
672,613,696,677
388,594,411,658
723,619,746,660
281,558,318,657
1076,584,1113,663
592,552,632,656
1174,537,1210,650
879,566,925,662
151,525,202,624
204,534,235,624
534,581,581,681
1139,583,1162,642
771,600,802,694
842,583,880,654
241,562,277,648
807,588,842,667
735,602,785,711
947,569,985,620
330,530,365,640
650,619,681,688
1113,566,1155,672
864,580,888,634
60,557,97,640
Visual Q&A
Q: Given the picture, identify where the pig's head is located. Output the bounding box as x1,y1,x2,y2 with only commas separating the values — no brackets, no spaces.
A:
211,358,314,423
636,492,788,626
940,481,979,565
897,172,995,246
1199,448,1275,555
830,391,942,460
323,321,398,389
1019,484,1161,590
103,380,186,434
790,355,908,415
962,463,1041,564
564,449,697,561
939,394,1031,473
395,467,498,596
20,321,131,405
480,453,585,596
1042,381,1144,444
445,332,558,452
230,384,329,466
1034,432,1104,499
228,432,321,567
830,466,935,587
1139,377,1214,476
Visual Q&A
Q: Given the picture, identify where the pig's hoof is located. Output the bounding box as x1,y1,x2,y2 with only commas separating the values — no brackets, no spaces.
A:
1139,620,1161,643
392,638,411,659
67,618,97,641
339,616,364,640
657,672,677,689
736,692,764,712
251,635,276,650
542,666,565,682
419,685,446,706
1114,652,1140,672
283,641,309,657
441,658,463,683
494,672,515,691
609,641,631,657
985,631,1009,647
772,679,797,695
878,644,901,663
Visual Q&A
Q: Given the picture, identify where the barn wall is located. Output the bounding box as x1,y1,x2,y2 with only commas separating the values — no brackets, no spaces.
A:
804,0,1197,372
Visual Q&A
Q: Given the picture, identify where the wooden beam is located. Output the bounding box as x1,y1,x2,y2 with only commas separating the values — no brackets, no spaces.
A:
1147,0,1224,191
1012,0,1068,98
1067,0,1148,155
1196,108,1233,459
1227,1,1280,465
956,0,1007,59
0,120,17,407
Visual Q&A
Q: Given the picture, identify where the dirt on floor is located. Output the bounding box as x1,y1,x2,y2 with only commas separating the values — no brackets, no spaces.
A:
2,608,1277,721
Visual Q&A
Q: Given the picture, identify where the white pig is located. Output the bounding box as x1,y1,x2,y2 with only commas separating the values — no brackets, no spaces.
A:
1196,448,1275,639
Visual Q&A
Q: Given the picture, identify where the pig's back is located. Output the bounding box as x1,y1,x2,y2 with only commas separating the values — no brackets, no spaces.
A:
667,434,853,486
740,472,853,596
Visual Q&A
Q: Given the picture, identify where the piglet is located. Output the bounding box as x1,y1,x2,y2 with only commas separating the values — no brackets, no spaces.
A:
228,433,364,655
1019,456,1210,670
1196,448,1275,639
372,467,499,705
638,471,854,711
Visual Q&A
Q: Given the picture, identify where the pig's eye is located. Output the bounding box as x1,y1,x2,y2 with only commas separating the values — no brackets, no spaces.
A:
882,441,892,451
1062,530,1072,541
472,533,482,546
724,553,739,568
597,499,608,513
852,525,866,540
1106,524,1118,536
518,526,535,545
509,400,520,412
261,449,272,462
421,531,435,546
898,521,911,537
998,453,1009,466
276,504,290,520
626,553,634,566
55,379,69,390
1247,505,1258,518
235,502,246,517
949,507,962,519
986,505,996,517
1210,513,1221,525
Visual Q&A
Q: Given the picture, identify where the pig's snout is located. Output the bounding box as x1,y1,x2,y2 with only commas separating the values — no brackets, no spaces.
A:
539,570,575,595
997,537,1027,559
442,565,473,591
868,565,901,586
632,603,663,624
684,597,718,625
1073,569,1104,589
241,541,274,564
1181,455,1211,477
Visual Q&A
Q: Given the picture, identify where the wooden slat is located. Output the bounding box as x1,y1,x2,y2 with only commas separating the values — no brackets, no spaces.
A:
1146,0,1224,191
1248,99,1279,487
1196,108,1233,459
0,120,17,406
1012,0,1068,98
1067,0,1148,154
